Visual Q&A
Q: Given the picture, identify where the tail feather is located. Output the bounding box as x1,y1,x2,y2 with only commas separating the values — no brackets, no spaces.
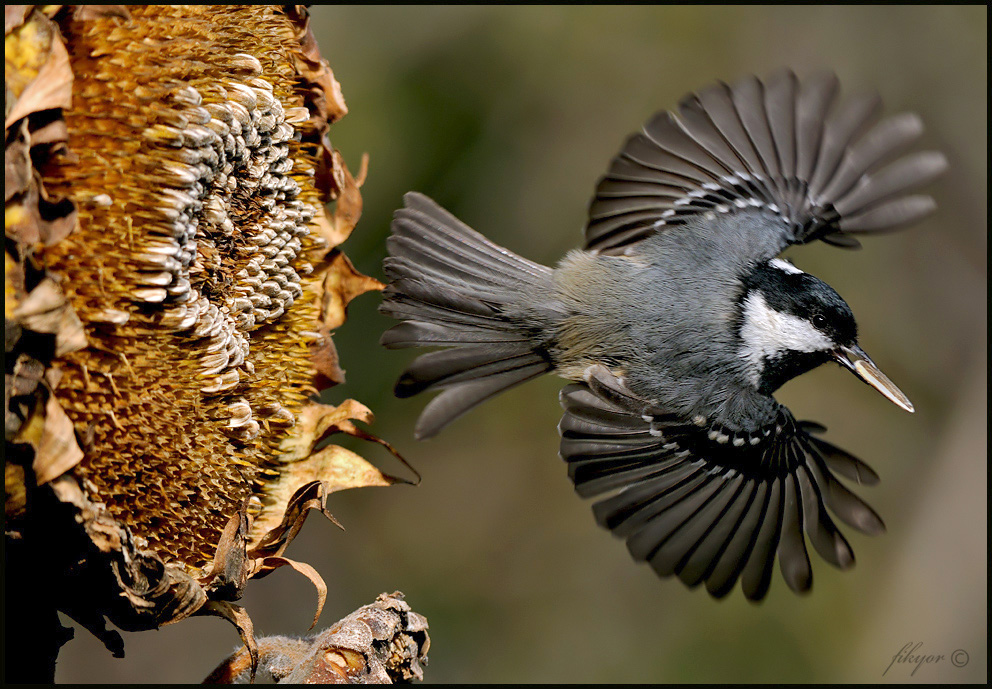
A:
380,192,555,438
383,278,500,320
383,251,513,301
396,345,547,398
381,281,519,333
397,195,551,282
380,321,532,349
392,212,548,283
414,361,552,440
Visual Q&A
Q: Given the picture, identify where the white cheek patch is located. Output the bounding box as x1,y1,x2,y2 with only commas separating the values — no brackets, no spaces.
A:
739,291,833,384
769,258,804,275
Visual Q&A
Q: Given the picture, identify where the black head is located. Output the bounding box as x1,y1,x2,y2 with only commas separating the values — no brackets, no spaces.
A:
737,258,857,394
736,258,914,411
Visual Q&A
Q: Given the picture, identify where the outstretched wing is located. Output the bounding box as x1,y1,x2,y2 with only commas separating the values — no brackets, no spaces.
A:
558,366,884,600
585,68,947,255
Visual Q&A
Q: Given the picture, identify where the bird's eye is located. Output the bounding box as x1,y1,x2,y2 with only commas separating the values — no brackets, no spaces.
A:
812,313,827,328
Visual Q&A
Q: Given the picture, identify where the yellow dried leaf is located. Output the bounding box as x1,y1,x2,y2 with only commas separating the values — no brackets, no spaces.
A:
4,9,73,129
4,249,23,318
254,400,395,543
4,463,27,517
321,252,384,331
279,399,376,462
249,445,395,546
302,444,393,494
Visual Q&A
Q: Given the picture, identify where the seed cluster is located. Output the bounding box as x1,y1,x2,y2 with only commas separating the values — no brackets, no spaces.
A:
38,6,332,568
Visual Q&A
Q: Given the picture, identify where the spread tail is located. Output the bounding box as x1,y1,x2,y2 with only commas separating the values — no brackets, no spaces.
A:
379,192,555,439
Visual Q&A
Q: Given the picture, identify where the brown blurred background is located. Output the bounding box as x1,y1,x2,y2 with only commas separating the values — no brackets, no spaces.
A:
56,5,986,683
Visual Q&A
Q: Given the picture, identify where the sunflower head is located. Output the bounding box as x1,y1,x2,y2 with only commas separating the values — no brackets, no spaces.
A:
5,5,408,666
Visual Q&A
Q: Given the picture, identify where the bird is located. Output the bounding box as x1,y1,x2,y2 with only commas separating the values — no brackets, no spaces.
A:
378,69,946,600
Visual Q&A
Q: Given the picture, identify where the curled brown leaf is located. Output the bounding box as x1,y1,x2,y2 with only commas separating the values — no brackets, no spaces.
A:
321,252,384,331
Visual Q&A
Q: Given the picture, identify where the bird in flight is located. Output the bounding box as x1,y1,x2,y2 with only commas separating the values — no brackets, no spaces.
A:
379,69,946,599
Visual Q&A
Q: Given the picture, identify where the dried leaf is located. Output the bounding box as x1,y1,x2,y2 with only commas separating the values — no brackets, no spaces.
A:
200,505,252,601
310,326,347,388
279,399,375,462
286,6,348,126
4,11,73,129
29,116,68,145
250,441,395,548
5,6,32,35
4,250,24,320
11,277,87,356
46,475,208,630
5,462,27,517
5,190,40,246
9,355,44,398
299,444,393,493
5,181,77,248
5,122,32,201
38,202,78,246
189,484,337,637
321,251,384,331
256,556,327,631
12,276,63,318
250,480,340,558
32,393,84,484
260,402,416,542
72,5,132,22
199,602,259,684
5,118,78,247
314,152,369,253
111,560,210,630
9,379,84,485
281,6,349,214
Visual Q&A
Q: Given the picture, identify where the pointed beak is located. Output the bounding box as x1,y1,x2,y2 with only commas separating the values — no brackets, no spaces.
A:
831,344,914,413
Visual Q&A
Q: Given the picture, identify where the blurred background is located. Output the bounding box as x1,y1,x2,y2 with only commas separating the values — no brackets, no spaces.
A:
57,5,986,683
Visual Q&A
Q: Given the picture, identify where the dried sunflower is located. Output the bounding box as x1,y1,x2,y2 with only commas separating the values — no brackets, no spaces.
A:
4,5,427,682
